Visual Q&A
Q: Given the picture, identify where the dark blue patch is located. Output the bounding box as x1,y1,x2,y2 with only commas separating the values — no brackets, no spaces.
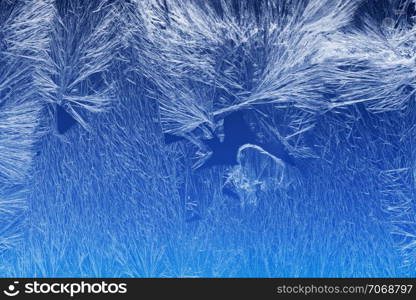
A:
164,133,185,144
56,104,77,134
203,110,296,168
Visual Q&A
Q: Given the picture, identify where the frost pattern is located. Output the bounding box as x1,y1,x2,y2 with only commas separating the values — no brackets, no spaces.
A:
0,0,51,254
0,0,51,183
314,0,416,268
127,0,359,158
318,0,416,113
225,144,299,207
0,0,416,276
35,0,121,131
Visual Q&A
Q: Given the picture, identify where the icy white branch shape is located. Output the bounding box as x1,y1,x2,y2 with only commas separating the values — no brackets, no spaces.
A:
127,0,359,138
35,0,121,131
0,0,51,183
0,0,52,253
317,0,416,113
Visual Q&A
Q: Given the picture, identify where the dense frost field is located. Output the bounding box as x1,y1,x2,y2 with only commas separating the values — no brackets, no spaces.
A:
1,0,416,277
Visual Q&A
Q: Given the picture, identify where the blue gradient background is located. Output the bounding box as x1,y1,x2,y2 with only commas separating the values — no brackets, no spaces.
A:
0,0,416,277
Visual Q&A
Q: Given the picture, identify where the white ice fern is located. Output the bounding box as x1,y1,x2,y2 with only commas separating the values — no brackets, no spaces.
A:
317,0,416,113
127,0,359,159
35,0,121,131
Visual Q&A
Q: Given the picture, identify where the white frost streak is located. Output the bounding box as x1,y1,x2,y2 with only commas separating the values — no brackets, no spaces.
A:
132,0,358,133
318,0,416,113
35,0,120,130
0,0,50,183
0,0,51,253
